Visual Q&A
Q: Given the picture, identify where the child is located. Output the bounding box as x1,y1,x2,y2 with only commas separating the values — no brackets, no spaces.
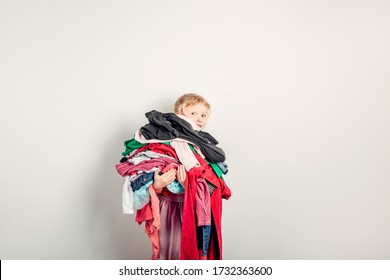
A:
116,93,231,260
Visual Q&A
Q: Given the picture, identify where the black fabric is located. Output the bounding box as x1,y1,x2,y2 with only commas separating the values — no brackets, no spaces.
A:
140,110,226,163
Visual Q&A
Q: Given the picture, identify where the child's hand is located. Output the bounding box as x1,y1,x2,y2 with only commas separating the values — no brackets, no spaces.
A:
176,165,187,186
153,169,176,193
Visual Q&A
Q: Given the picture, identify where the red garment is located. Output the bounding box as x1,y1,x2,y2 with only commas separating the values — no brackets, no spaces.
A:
146,143,179,160
180,152,231,260
134,143,232,260
116,143,179,177
116,158,179,177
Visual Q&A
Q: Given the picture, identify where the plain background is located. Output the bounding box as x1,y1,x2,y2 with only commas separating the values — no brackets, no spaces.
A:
1,0,389,259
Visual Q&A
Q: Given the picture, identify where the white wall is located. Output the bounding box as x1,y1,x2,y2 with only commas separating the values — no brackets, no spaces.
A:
1,0,389,259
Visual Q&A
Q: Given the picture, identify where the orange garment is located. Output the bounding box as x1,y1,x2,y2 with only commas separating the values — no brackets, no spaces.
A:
135,185,161,260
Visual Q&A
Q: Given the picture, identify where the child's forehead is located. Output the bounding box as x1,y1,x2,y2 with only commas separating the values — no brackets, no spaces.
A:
184,103,209,111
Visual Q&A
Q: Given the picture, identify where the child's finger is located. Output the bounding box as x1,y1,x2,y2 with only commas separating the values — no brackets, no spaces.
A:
162,170,176,182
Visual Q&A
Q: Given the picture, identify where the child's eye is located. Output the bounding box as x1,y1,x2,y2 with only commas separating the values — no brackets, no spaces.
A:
191,112,196,115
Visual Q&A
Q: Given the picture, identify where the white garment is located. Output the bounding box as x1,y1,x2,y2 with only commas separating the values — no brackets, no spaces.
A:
129,150,176,165
122,176,134,214
129,155,150,165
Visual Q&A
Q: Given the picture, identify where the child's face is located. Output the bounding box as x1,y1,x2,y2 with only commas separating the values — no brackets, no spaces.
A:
181,103,209,129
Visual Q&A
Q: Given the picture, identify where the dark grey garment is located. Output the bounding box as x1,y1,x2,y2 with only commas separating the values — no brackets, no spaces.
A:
205,180,216,194
140,110,226,163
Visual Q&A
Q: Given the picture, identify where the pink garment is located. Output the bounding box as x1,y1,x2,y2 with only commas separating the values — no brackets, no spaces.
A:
158,193,184,260
170,140,200,171
135,189,184,260
116,158,179,177
195,178,211,226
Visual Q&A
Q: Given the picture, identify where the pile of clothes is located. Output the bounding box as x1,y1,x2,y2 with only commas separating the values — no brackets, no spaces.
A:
115,110,232,260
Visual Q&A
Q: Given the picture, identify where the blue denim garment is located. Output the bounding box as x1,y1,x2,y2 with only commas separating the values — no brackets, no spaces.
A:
131,171,155,191
196,225,211,256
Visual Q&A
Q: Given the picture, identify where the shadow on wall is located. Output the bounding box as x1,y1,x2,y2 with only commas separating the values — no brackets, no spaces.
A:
87,99,178,259
88,119,152,260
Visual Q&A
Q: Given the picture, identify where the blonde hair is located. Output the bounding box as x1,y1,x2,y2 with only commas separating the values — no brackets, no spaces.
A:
174,93,211,114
